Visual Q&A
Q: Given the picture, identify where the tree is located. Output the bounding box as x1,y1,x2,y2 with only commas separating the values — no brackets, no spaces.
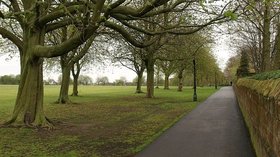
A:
154,65,164,88
71,35,107,96
233,0,280,72
224,55,240,82
140,1,235,97
188,34,214,101
157,60,177,90
195,46,219,87
111,38,146,93
96,76,109,85
44,78,57,85
175,33,213,92
0,0,107,126
127,0,237,97
272,21,280,69
0,74,20,84
57,34,95,104
236,49,249,78
71,61,81,96
0,0,238,126
78,75,93,85
114,76,127,86
133,76,146,86
1,0,195,126
155,34,193,91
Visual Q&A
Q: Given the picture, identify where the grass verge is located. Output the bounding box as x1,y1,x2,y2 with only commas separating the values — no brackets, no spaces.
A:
0,85,217,157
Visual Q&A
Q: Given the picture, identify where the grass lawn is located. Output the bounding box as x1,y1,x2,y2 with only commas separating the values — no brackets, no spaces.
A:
0,85,218,157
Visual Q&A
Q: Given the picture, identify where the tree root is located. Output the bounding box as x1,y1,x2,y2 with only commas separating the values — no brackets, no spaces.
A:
55,99,73,104
1,117,55,130
70,94,79,97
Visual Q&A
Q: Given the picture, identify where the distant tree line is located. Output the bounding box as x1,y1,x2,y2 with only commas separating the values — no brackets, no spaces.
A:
44,75,93,85
0,75,20,84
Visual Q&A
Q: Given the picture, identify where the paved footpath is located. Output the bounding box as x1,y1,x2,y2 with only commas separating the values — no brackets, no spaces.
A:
135,87,256,157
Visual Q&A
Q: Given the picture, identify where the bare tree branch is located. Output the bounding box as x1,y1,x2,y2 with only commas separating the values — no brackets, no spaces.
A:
0,26,23,51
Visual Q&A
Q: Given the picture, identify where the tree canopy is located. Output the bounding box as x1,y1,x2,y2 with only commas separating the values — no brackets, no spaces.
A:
0,0,238,127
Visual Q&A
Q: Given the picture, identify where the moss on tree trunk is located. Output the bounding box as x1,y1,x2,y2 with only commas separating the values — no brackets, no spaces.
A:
4,24,53,127
6,57,51,127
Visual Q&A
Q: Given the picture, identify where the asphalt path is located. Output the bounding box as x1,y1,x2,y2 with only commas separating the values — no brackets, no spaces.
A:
135,87,256,157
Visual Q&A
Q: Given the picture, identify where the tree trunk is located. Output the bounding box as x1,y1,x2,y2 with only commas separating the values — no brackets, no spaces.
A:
72,75,79,96
56,26,72,103
145,58,155,98
164,75,170,90
5,25,52,126
71,62,81,96
57,66,71,104
257,31,262,73
177,70,183,92
5,57,51,126
136,72,143,93
155,67,160,89
200,75,203,87
274,23,280,69
261,0,271,72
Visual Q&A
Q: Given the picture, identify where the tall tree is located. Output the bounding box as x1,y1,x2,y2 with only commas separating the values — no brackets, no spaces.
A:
160,60,177,90
1,0,202,126
272,21,280,69
138,1,236,97
224,55,240,81
78,75,93,85
57,36,94,103
96,76,109,85
234,0,280,72
112,38,146,93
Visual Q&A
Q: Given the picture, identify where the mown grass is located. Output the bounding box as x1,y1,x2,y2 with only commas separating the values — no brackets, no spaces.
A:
0,85,217,157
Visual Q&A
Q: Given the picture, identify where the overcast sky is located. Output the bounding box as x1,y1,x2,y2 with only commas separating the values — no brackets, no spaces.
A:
0,0,236,82
0,32,234,82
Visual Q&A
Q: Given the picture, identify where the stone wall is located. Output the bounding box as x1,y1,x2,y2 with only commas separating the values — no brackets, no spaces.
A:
234,78,280,157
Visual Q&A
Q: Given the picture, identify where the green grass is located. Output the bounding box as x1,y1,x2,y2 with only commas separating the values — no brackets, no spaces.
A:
0,85,217,157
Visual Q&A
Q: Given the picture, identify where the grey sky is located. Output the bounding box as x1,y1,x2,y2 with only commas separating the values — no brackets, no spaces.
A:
0,20,235,82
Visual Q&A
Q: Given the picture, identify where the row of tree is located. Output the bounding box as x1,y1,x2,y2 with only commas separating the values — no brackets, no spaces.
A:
0,0,236,127
111,32,226,93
